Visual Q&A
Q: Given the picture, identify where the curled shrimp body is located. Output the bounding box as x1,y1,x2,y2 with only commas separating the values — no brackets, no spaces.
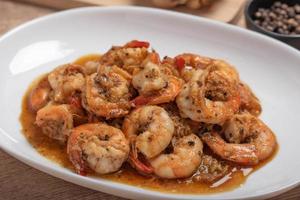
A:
149,134,203,179
202,113,276,165
28,76,52,112
132,53,166,95
83,65,132,119
99,40,149,74
131,53,183,106
238,82,262,116
48,64,86,103
67,123,129,175
173,53,214,82
122,105,174,174
175,53,214,70
176,60,240,124
35,103,83,143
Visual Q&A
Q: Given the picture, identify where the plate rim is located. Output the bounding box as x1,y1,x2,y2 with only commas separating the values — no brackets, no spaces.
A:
0,6,299,200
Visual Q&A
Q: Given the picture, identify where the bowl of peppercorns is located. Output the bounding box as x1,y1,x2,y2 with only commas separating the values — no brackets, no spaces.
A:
245,0,300,49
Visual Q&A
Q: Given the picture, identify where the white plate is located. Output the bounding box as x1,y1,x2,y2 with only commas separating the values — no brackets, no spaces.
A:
0,6,300,200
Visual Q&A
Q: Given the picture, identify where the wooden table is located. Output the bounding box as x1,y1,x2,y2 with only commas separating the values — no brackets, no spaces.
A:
0,1,299,199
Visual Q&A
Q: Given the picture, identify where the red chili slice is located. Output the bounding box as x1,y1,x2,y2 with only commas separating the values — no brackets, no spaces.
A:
175,57,185,71
125,40,150,48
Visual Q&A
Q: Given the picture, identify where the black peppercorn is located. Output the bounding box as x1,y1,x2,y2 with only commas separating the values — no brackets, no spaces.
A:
253,1,300,35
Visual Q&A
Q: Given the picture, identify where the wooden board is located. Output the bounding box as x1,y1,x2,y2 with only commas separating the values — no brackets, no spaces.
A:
13,0,246,23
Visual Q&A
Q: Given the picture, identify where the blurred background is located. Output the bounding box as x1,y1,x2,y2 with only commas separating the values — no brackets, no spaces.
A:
0,0,246,36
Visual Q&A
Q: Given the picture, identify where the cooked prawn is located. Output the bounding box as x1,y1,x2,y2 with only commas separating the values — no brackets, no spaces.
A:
202,113,277,165
48,64,86,103
176,60,240,124
28,75,52,112
149,134,203,179
132,53,166,95
67,123,129,175
238,82,262,116
83,65,132,119
35,103,83,143
122,105,174,174
99,40,149,74
175,53,214,70
173,53,214,82
131,53,183,106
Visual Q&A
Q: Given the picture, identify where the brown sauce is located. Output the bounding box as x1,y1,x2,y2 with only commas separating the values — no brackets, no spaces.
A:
73,54,102,66
19,54,278,194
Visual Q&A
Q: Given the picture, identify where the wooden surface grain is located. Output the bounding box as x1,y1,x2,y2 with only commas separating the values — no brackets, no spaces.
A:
13,0,246,23
0,1,299,199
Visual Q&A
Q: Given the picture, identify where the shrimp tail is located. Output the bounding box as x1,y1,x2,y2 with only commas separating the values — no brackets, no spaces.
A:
129,143,153,174
130,96,152,107
78,166,87,176
202,132,259,165
129,153,154,174
68,148,88,176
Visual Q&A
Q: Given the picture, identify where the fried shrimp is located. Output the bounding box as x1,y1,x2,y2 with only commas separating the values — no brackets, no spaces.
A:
83,65,132,119
175,53,214,70
176,60,240,124
22,40,279,184
131,53,183,106
122,105,174,174
202,113,276,165
48,64,86,103
99,40,149,74
132,53,166,95
149,134,203,179
28,75,52,112
67,123,129,175
172,53,214,82
35,103,83,143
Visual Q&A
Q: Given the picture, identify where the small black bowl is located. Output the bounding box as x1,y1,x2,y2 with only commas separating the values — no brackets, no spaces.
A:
245,0,300,49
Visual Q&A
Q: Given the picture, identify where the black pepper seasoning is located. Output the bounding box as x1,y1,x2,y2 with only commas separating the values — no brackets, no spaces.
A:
253,1,300,35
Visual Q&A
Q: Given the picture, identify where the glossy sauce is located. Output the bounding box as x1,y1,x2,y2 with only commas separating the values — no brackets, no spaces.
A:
19,54,278,194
